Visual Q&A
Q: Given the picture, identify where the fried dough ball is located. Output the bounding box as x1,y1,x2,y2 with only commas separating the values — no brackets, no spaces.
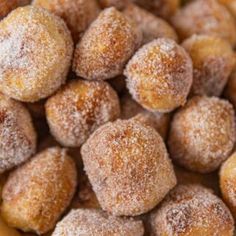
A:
0,0,17,19
174,165,219,194
33,0,100,42
81,119,177,216
46,79,120,147
150,184,234,236
132,0,180,19
98,0,129,10
182,34,235,96
0,93,36,174
52,209,144,236
0,6,73,102
123,3,178,45
220,152,236,218
125,38,193,113
73,7,142,80
168,96,236,173
172,0,236,47
224,69,236,109
1,147,77,234
120,93,170,139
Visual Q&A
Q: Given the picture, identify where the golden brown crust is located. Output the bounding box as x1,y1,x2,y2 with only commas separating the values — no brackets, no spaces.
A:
182,34,235,96
1,147,77,234
168,96,236,173
52,209,144,236
125,38,193,112
220,152,236,218
172,0,236,47
123,3,178,44
33,0,100,42
150,184,234,236
81,119,176,216
73,7,142,80
0,0,18,19
46,79,120,147
120,93,170,139
0,6,73,102
132,0,180,19
0,93,37,174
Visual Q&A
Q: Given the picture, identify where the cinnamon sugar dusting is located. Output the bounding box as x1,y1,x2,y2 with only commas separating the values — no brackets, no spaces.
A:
0,6,73,102
1,147,77,234
46,79,120,147
73,7,142,80
0,93,36,173
81,119,176,216
150,184,234,236
52,209,144,236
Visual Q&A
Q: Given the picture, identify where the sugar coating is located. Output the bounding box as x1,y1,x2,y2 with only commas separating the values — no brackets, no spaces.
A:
81,119,177,216
0,0,17,18
1,147,77,234
168,96,236,173
99,0,129,10
131,0,180,19
220,152,236,218
120,93,170,139
123,3,178,45
73,7,142,80
0,93,36,174
46,79,120,147
172,0,236,46
52,209,144,236
0,6,73,102
182,34,235,97
150,184,234,236
33,0,100,42
125,38,193,112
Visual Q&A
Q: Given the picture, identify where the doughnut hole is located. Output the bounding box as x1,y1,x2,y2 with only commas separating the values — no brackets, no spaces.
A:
52,209,144,236
1,147,77,234
171,0,236,47
150,184,234,236
46,79,120,147
168,96,236,173
0,6,73,102
0,93,36,174
81,119,177,216
125,38,193,112
182,34,235,96
73,7,142,80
